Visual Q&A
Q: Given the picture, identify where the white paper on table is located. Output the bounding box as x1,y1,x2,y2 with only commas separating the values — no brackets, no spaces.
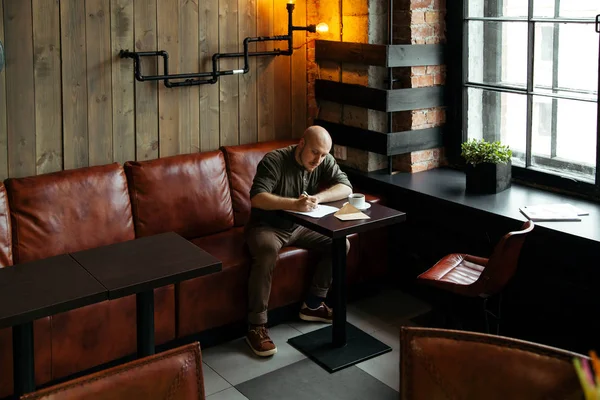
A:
519,203,584,222
285,204,339,218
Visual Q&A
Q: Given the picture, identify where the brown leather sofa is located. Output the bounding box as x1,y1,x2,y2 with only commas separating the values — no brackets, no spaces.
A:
20,342,205,400
0,140,388,398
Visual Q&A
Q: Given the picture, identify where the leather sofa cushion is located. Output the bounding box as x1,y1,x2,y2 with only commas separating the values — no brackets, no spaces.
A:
0,318,52,399
50,286,174,380
0,183,11,267
125,151,234,239
21,342,205,400
179,228,249,336
221,140,297,227
6,163,135,263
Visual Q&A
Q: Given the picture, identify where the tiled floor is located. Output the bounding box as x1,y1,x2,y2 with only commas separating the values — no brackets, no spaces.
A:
202,289,431,399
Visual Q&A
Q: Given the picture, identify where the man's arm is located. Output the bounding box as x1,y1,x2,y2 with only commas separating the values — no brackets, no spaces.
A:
251,192,317,212
314,183,352,204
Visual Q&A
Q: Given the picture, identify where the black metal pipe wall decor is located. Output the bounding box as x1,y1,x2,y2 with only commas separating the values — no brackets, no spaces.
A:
120,1,326,88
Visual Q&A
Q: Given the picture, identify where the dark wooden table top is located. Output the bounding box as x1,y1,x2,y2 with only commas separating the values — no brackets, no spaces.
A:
70,232,222,299
0,254,107,329
282,200,406,239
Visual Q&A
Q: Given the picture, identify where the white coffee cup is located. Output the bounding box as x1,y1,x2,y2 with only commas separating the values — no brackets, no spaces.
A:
348,193,365,209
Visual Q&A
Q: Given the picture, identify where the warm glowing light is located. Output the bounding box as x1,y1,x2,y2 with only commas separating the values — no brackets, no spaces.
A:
316,22,329,33
287,0,295,4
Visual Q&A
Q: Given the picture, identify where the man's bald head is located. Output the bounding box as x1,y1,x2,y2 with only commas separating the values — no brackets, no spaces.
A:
295,125,333,172
302,125,332,150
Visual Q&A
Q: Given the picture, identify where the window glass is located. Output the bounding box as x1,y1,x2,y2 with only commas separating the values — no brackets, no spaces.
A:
534,0,600,19
467,21,528,88
468,0,528,18
531,96,597,182
464,0,599,189
467,88,527,167
533,23,599,100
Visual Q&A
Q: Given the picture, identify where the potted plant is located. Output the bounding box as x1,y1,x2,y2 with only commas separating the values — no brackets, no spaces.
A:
461,139,512,194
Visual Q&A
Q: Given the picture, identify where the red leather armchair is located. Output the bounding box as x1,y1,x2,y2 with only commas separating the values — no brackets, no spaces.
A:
417,220,534,333
400,327,585,400
20,342,205,400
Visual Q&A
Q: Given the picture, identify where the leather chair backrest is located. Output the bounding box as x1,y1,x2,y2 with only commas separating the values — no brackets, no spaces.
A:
21,342,205,400
477,220,534,296
0,183,12,267
125,151,234,239
6,164,135,263
220,140,297,226
400,327,584,400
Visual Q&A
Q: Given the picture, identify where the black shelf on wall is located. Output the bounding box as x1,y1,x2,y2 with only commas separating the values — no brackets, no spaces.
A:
314,39,446,163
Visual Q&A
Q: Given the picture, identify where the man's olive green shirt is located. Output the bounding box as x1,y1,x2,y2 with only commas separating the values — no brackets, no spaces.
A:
248,145,352,230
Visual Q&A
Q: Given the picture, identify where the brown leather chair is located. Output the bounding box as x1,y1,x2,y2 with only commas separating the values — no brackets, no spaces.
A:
417,220,534,333
400,327,585,400
20,343,205,400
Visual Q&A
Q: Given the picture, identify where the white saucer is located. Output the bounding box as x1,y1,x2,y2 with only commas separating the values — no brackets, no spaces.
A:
343,202,371,211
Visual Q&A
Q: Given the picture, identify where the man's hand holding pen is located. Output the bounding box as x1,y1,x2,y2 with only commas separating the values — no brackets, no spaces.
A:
297,191,319,212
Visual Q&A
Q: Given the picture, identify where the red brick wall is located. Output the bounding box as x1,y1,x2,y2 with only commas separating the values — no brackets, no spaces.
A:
393,0,446,173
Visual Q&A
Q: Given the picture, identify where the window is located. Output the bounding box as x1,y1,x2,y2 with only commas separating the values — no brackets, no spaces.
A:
463,0,600,193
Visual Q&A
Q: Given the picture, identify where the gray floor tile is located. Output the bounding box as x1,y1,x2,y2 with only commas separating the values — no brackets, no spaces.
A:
203,363,232,396
202,324,306,386
288,319,330,334
356,348,400,392
207,387,249,400
369,324,401,350
351,289,431,326
347,304,391,334
236,359,398,400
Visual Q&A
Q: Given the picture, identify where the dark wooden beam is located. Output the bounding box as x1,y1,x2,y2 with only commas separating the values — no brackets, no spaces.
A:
315,120,388,154
316,80,445,112
315,80,387,111
315,41,387,67
315,40,445,67
387,44,445,67
315,120,443,156
388,127,443,154
387,86,445,112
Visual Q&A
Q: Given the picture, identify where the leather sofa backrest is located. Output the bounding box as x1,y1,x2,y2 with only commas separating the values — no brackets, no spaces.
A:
0,183,12,267
20,342,205,400
221,140,297,226
125,151,234,239
6,164,135,263
400,327,584,400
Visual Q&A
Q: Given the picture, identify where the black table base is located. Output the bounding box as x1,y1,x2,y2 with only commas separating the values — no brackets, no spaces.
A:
137,291,155,357
288,237,391,372
13,322,35,396
288,322,392,372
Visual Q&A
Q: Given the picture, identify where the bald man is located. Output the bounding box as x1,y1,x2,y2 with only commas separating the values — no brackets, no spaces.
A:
244,125,353,357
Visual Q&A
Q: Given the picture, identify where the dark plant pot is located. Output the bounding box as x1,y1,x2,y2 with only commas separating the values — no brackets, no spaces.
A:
465,160,511,194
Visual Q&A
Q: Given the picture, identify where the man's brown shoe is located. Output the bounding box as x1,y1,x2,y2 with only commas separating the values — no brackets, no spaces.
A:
299,302,333,323
246,325,277,357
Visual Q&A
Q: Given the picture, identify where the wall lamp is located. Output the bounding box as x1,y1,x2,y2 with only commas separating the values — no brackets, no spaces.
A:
120,0,328,88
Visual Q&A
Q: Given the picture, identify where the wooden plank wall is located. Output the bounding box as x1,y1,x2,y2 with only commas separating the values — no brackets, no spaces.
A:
0,0,307,179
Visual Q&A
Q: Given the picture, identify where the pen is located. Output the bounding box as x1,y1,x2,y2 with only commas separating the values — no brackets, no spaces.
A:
302,191,309,197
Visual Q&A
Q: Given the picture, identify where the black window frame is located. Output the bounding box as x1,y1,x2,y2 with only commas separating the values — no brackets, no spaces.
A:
445,0,600,200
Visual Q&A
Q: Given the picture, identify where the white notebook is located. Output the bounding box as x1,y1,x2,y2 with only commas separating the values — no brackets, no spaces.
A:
286,204,339,218
519,203,587,222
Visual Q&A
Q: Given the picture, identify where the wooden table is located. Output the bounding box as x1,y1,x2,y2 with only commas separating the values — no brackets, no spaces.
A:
70,232,222,357
285,200,406,372
0,255,108,396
